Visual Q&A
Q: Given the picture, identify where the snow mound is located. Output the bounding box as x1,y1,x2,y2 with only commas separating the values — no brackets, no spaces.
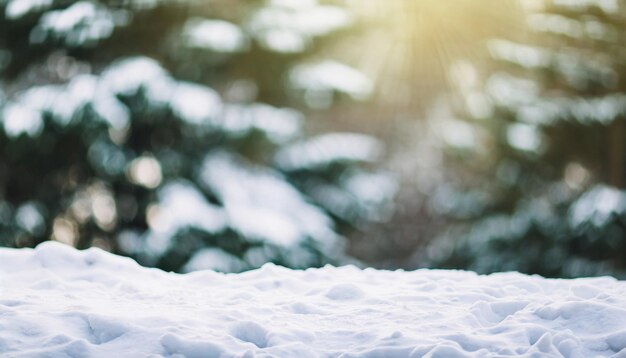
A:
2,242,626,357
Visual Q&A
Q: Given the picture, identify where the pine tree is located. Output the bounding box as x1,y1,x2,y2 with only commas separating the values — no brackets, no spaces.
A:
424,0,626,278
0,0,395,272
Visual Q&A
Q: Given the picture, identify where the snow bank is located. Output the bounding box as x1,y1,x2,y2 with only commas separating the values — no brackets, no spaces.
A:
1,242,626,357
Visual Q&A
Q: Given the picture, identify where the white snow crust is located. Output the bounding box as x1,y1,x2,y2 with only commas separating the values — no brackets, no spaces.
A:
2,242,626,357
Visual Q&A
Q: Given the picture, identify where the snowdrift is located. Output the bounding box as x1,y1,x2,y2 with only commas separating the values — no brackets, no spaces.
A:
1,242,626,357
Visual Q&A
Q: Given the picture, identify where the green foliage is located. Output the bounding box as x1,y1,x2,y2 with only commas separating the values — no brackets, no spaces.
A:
0,0,395,272
426,0,626,278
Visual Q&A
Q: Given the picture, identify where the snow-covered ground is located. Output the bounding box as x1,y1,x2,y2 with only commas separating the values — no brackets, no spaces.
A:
1,243,626,357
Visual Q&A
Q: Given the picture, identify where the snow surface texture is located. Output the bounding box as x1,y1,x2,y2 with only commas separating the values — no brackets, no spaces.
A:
2,243,626,357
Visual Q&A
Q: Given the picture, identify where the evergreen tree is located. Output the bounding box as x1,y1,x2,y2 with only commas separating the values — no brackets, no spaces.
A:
425,0,626,278
0,0,395,272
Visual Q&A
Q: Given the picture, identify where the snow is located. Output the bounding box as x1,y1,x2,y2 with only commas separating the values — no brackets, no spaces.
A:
217,103,302,143
1,57,225,135
487,39,618,99
14,203,45,235
182,18,248,53
143,182,227,257
552,0,619,14
506,123,542,153
248,1,352,54
170,82,222,124
2,243,626,357
1,103,43,138
275,133,382,171
199,152,336,248
4,0,52,20
488,40,551,69
100,57,169,97
183,247,246,273
484,72,626,126
289,61,373,105
569,185,626,228
35,1,119,47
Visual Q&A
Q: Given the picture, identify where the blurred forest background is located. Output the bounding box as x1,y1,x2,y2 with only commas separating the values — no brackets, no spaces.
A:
0,0,625,278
